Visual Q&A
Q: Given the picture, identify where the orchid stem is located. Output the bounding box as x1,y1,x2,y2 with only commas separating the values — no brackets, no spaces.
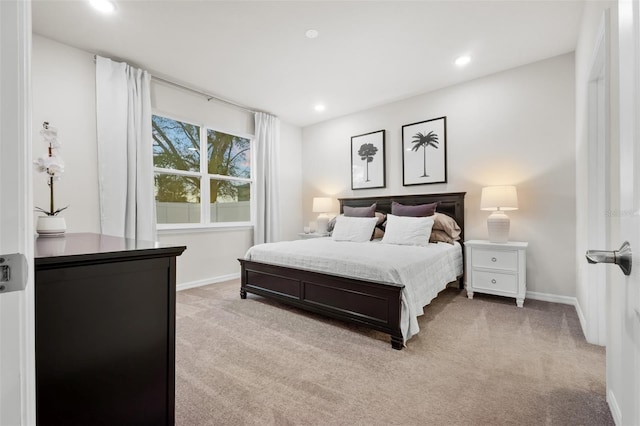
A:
48,144,54,215
49,176,54,215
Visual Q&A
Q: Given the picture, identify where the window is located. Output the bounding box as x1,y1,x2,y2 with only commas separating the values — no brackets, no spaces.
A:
152,114,252,227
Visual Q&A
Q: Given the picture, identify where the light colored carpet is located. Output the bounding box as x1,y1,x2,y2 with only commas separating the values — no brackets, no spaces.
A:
175,280,612,425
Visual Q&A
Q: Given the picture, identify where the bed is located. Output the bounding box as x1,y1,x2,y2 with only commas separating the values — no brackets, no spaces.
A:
238,192,465,350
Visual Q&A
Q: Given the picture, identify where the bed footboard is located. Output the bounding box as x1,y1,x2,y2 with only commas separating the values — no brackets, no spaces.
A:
239,259,404,350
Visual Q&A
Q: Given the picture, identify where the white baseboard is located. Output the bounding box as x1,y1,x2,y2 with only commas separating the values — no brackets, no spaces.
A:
526,291,597,345
532,292,606,346
176,273,240,292
525,291,577,306
607,389,622,425
574,299,588,339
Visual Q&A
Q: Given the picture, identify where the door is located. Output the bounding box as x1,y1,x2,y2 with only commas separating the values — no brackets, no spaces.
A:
603,1,640,424
0,0,35,424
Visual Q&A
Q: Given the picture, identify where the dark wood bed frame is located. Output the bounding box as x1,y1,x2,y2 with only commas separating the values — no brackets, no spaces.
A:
239,192,466,350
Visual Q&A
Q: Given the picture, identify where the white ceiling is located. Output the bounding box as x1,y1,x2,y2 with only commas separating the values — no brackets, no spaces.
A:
32,0,585,127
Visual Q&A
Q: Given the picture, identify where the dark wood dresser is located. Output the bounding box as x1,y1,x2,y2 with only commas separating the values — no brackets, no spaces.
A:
34,233,186,426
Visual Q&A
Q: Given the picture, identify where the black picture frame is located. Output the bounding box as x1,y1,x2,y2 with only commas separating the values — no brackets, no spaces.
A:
402,116,447,186
351,130,386,190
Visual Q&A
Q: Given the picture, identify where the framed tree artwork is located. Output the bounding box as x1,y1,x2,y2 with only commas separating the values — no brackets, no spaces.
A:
351,130,386,190
402,116,447,186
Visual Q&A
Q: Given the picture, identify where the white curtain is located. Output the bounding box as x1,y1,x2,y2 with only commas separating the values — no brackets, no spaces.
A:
95,56,156,241
254,112,281,244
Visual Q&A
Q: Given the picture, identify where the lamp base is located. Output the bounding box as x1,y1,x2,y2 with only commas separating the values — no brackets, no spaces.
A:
487,211,510,243
316,214,330,235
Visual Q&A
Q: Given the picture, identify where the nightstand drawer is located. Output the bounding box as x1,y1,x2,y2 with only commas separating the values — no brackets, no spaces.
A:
472,249,518,271
472,270,518,293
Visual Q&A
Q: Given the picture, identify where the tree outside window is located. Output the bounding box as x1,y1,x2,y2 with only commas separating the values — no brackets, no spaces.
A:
152,115,252,225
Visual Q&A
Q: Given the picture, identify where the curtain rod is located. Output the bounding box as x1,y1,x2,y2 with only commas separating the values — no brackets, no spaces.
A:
152,75,263,115
93,55,272,116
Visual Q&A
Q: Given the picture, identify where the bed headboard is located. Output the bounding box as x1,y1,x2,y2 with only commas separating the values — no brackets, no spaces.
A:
338,192,466,241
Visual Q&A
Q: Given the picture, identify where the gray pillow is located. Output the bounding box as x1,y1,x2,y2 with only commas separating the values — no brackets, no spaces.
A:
327,216,337,233
391,201,438,217
343,203,376,217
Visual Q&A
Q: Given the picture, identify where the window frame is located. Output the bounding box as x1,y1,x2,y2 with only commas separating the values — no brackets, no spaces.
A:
152,111,255,231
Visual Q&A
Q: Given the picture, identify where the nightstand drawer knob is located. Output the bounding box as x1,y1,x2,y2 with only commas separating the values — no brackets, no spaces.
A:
491,279,497,284
491,257,497,262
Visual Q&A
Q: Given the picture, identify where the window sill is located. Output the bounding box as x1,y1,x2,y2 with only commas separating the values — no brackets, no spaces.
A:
157,223,253,235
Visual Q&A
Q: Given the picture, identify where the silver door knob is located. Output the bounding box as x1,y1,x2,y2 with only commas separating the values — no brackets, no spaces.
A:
586,241,632,276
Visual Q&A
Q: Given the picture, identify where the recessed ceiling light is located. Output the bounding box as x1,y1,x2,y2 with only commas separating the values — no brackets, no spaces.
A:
89,0,116,14
314,104,325,112
305,29,319,39
455,55,471,67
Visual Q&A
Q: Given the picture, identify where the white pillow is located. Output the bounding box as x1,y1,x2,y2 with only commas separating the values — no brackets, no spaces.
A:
331,215,378,242
381,214,434,246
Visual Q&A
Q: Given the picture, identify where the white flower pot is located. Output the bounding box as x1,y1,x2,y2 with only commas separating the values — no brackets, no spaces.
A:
36,216,66,236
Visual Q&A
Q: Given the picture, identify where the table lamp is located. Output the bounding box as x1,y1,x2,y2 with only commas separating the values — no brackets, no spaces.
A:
312,197,333,235
480,186,518,243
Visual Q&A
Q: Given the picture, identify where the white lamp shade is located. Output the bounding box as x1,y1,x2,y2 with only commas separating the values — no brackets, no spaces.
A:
312,197,333,213
480,186,518,211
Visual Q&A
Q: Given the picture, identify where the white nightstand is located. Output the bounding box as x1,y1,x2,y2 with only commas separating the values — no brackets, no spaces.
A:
465,240,528,307
298,232,330,239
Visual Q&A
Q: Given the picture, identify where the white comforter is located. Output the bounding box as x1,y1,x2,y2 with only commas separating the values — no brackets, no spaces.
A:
244,238,463,344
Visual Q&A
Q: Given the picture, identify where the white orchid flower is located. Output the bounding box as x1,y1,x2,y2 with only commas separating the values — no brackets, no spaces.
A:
40,126,57,139
35,121,68,216
46,157,65,176
33,158,48,173
34,156,65,177
40,125,60,148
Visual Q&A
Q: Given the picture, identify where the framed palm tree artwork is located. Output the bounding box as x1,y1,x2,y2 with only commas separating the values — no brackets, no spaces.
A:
351,130,386,190
402,116,447,186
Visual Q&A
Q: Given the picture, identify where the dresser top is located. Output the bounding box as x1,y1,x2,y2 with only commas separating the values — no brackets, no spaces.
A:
35,233,186,268
465,239,528,249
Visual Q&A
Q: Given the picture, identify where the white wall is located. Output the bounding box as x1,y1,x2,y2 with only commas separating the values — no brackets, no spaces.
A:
32,36,100,233
32,35,303,286
302,54,576,298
